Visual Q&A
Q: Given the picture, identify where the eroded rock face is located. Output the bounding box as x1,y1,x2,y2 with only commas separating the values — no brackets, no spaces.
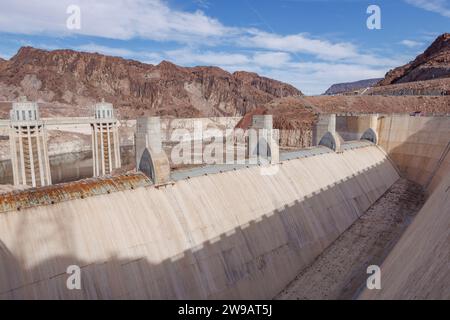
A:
324,78,383,95
367,78,450,96
378,33,450,86
0,47,302,118
0,58,6,73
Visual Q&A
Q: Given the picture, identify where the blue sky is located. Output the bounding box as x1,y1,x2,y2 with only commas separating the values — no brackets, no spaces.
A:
0,0,448,94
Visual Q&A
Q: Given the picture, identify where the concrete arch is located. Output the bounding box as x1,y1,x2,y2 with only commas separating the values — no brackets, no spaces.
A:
361,128,378,144
138,148,155,182
319,131,342,152
137,147,170,185
252,137,272,158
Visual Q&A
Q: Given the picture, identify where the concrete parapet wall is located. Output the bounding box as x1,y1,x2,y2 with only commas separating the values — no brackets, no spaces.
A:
336,115,379,142
377,115,450,190
426,142,450,194
135,117,171,184
161,117,242,141
359,148,450,300
312,114,333,146
358,115,450,299
114,117,242,146
0,145,398,299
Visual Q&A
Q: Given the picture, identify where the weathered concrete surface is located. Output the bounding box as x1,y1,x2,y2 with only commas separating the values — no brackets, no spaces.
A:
378,115,450,190
359,178,450,299
312,114,335,146
276,178,425,300
353,115,450,299
336,115,378,142
0,113,448,300
277,115,450,300
0,145,398,299
358,147,450,300
135,117,171,184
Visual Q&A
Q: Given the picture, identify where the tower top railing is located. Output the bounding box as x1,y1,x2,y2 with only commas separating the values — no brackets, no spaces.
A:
94,98,115,120
10,98,40,122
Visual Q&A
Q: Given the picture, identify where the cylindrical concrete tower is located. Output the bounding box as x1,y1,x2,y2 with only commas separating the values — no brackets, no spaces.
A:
9,99,52,187
91,100,121,177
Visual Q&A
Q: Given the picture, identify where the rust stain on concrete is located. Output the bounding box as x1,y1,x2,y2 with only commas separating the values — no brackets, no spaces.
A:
0,173,151,213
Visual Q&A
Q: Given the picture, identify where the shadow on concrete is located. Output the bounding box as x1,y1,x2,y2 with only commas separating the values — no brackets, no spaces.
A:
138,148,155,181
380,115,450,192
357,116,450,300
0,153,398,300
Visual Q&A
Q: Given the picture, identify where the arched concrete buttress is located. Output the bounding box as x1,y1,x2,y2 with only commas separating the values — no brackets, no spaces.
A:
361,127,378,144
135,117,171,185
319,131,343,152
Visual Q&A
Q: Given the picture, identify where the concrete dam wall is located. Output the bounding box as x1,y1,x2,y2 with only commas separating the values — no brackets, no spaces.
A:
0,144,399,299
357,115,450,299
377,115,450,192
359,148,450,299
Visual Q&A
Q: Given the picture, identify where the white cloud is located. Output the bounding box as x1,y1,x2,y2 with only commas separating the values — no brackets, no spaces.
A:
77,43,164,64
193,0,211,9
139,52,164,65
400,40,424,48
12,42,164,64
263,62,388,95
75,44,138,57
0,0,232,42
165,49,295,70
0,0,407,94
75,43,164,65
0,0,398,64
253,52,292,67
161,47,394,95
240,31,360,61
405,0,450,18
165,48,251,66
238,30,400,66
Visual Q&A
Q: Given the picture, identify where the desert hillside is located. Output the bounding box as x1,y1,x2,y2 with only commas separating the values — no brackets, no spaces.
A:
257,95,450,131
378,33,450,86
0,34,449,128
266,33,450,130
322,33,450,96
324,78,382,95
366,78,450,96
0,47,301,119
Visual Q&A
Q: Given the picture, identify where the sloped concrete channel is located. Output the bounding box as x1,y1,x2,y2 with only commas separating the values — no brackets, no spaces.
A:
277,178,425,300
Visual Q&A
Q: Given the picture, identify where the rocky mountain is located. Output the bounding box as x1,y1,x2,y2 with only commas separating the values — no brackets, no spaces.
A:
0,47,302,118
304,95,450,114
324,78,382,95
258,95,449,129
378,33,450,86
366,78,450,96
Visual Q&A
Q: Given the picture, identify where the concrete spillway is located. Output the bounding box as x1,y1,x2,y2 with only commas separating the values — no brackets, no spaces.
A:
359,116,450,299
0,114,449,300
359,157,450,299
0,143,398,299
